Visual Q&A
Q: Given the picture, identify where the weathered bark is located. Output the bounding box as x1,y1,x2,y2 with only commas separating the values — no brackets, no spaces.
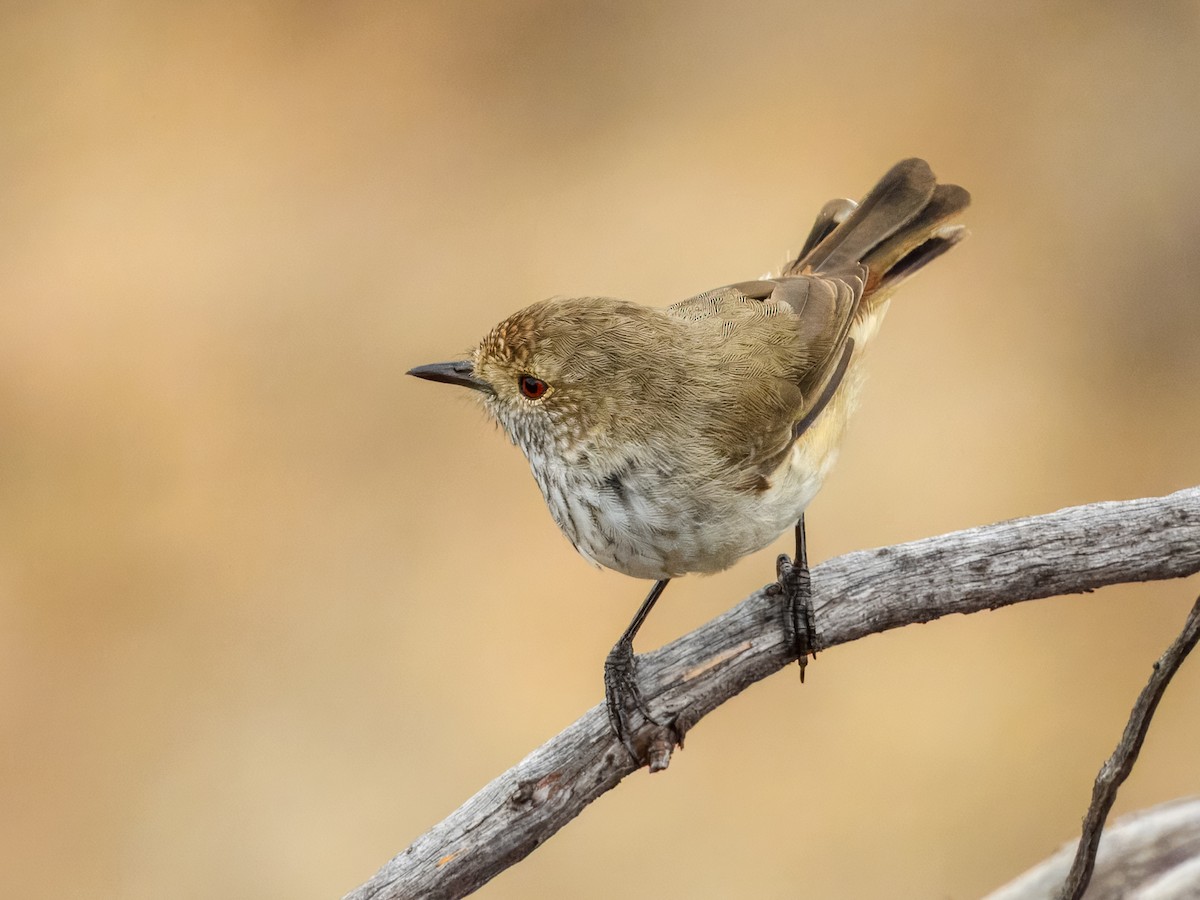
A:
345,487,1200,900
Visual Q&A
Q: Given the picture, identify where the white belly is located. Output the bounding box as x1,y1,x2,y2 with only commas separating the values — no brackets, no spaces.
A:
530,438,837,581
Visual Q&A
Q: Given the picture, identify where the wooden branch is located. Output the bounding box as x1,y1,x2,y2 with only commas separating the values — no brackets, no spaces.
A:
986,797,1200,900
1059,594,1200,900
345,487,1200,900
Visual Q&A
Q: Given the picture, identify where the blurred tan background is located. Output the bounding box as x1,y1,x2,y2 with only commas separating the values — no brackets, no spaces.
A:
2,1,1199,897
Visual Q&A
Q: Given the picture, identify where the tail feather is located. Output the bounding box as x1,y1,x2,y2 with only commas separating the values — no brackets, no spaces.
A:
872,223,968,297
787,159,970,306
862,183,970,276
790,158,938,275
795,198,857,261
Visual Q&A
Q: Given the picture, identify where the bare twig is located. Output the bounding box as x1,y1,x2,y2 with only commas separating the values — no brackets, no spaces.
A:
345,487,1200,900
1058,595,1200,900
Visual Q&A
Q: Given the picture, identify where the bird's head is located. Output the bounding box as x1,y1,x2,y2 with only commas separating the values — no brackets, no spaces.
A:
410,297,672,463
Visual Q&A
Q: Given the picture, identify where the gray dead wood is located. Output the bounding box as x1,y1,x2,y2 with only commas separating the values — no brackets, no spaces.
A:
986,797,1200,900
345,486,1200,900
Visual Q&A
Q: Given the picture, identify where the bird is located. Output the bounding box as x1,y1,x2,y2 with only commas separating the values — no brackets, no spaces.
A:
410,158,970,765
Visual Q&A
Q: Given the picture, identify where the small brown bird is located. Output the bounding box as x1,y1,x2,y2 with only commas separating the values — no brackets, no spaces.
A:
411,159,969,764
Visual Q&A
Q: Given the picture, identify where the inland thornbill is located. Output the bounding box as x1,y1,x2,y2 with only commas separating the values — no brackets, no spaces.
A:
410,159,970,766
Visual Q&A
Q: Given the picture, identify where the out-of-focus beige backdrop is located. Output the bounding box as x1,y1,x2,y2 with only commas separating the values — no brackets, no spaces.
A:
3,2,1198,897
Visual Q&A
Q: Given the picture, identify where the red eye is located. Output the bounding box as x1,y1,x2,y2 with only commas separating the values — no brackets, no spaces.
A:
518,374,548,400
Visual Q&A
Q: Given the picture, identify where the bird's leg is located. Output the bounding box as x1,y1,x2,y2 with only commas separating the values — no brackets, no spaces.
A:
604,578,677,764
773,515,817,680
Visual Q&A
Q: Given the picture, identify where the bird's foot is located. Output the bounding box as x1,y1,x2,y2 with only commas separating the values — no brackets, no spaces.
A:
604,638,686,771
770,551,818,680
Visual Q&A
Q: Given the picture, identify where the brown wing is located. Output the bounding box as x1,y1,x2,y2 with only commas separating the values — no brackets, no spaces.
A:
663,274,862,490
668,269,864,411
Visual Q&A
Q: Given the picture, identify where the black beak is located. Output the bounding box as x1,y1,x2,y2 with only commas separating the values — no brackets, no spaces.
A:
407,360,493,394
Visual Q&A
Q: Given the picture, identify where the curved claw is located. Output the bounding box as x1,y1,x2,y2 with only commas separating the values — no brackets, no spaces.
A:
776,553,818,679
603,639,682,768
